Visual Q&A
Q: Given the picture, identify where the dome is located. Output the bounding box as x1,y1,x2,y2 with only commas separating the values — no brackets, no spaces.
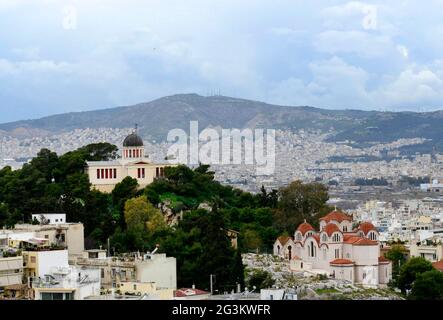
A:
296,221,314,235
123,132,144,147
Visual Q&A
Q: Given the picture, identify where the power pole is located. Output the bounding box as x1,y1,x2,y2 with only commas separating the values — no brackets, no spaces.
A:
210,274,215,295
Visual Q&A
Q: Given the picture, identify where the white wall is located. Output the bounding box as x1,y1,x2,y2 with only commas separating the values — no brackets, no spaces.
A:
136,255,177,289
37,250,69,277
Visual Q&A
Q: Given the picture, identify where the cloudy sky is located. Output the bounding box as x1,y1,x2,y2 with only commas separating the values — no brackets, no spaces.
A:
1,0,443,122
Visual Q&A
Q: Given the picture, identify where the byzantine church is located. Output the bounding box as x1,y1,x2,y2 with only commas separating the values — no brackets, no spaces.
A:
274,210,392,287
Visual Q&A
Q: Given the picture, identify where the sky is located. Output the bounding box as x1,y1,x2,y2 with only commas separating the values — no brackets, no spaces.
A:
1,0,443,122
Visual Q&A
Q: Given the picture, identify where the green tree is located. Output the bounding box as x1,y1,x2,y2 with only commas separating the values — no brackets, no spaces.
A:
385,244,407,280
397,257,434,294
247,269,275,291
124,196,164,233
242,229,263,252
409,269,443,300
276,180,330,232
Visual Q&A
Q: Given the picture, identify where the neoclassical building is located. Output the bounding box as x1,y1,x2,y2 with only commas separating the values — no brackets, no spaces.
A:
85,131,170,193
273,210,392,287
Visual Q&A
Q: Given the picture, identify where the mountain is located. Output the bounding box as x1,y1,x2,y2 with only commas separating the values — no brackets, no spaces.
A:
1,93,443,153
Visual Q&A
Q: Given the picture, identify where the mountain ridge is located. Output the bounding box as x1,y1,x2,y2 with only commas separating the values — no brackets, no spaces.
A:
1,93,443,153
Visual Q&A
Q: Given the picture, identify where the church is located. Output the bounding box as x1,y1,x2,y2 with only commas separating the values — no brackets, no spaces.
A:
273,210,392,287
85,130,171,193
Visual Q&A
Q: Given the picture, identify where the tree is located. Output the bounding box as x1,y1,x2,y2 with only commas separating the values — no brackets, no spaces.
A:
247,269,275,291
397,257,434,294
385,244,407,280
242,229,263,252
124,196,164,233
409,270,443,300
275,180,330,232
112,177,139,227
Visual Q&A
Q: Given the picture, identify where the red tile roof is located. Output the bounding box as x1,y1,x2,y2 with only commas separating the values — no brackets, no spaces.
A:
330,259,354,265
358,222,377,235
174,288,210,297
432,260,443,271
343,236,378,246
296,222,314,235
378,256,391,264
322,223,341,236
320,210,352,223
277,236,291,246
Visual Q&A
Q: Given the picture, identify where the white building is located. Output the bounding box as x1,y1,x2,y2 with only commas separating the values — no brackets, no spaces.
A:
0,255,23,288
274,210,392,287
135,253,177,290
85,131,171,193
32,266,101,300
31,213,66,225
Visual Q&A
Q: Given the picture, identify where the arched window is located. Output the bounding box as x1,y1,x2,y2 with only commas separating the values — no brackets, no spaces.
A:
332,233,341,242
368,232,377,241
343,225,348,232
296,233,302,241
321,234,328,242
287,245,292,260
277,245,280,255
308,241,316,257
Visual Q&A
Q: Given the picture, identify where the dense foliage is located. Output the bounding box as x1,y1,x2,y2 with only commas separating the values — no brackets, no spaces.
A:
0,144,334,290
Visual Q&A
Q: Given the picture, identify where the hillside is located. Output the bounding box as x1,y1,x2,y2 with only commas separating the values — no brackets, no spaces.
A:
1,93,443,153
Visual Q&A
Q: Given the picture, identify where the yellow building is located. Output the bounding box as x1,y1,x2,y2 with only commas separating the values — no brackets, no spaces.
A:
85,131,172,193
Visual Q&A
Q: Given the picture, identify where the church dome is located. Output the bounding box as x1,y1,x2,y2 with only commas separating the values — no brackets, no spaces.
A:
123,132,144,147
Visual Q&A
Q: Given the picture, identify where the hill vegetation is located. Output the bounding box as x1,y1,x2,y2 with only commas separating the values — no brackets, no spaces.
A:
1,94,443,153
0,142,330,291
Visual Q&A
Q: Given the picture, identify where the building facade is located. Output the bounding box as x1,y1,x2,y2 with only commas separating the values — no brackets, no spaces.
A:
85,131,171,193
273,210,392,287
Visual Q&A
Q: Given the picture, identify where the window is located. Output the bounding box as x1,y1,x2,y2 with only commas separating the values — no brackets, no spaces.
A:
101,269,105,278
332,233,341,242
142,168,145,178
287,245,292,260
322,234,328,242
113,168,117,179
97,169,100,179
369,232,377,240
105,169,109,179
30,256,36,263
156,167,160,177
277,245,280,255
101,169,104,179
296,233,302,241
129,150,132,158
343,226,348,232
308,242,316,257
420,253,425,258
133,284,137,290
335,249,340,259
160,167,164,177
137,168,141,178
44,235,49,239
